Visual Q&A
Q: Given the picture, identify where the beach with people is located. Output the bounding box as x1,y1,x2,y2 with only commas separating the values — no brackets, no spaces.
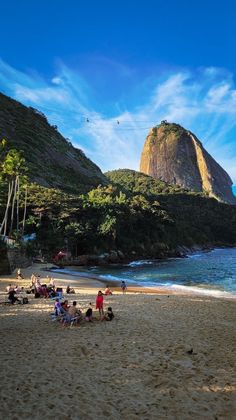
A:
0,263,236,419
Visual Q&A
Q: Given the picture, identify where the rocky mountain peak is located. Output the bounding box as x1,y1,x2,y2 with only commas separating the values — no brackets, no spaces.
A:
140,122,236,204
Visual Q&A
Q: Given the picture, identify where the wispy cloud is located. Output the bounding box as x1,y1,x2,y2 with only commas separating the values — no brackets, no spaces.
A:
0,58,235,185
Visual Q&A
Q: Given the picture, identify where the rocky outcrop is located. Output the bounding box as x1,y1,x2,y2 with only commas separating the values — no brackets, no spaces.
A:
140,122,236,204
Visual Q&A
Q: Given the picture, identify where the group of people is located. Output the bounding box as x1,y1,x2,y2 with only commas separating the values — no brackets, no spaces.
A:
6,284,27,304
7,270,61,302
29,274,57,298
95,290,115,320
104,281,127,296
8,268,128,312
54,295,114,326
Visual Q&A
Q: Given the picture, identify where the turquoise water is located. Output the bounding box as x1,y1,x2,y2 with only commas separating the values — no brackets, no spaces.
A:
52,248,236,298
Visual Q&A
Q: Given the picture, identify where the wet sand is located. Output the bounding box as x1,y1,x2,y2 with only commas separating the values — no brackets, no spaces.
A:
0,264,236,419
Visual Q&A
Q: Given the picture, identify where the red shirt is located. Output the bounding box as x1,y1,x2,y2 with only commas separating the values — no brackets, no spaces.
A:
96,295,104,309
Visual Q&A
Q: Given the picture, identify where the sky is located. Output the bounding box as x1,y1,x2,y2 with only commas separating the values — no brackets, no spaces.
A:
0,0,236,193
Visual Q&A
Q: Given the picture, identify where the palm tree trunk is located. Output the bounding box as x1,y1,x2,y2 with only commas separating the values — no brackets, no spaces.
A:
9,177,17,236
21,185,28,237
16,175,20,233
0,181,14,236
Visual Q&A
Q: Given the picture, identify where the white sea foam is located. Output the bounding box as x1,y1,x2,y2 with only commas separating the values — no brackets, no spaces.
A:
98,274,138,284
127,260,154,267
169,284,236,299
187,253,203,258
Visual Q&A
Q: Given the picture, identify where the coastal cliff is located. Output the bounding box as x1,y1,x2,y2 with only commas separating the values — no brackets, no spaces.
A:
140,122,236,204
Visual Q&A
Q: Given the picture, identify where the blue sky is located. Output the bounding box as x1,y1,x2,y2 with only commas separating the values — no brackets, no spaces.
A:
0,0,235,192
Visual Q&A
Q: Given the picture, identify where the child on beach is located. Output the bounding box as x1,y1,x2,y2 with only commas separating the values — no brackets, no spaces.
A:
66,285,75,294
104,285,112,295
120,281,127,294
85,303,93,322
96,291,104,319
103,307,114,321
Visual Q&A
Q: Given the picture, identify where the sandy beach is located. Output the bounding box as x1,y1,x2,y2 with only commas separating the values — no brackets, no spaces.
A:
0,264,236,420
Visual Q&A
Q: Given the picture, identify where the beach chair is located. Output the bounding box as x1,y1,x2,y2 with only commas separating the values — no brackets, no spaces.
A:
68,316,78,327
51,307,66,322
51,313,58,322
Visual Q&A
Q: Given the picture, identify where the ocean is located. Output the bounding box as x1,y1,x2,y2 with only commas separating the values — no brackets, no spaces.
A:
52,247,236,298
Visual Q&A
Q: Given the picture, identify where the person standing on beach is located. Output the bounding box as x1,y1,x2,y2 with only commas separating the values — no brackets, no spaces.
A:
96,291,104,319
17,268,24,279
120,281,127,294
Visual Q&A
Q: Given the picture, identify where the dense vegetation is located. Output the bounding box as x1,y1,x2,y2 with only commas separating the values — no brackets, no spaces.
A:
105,169,236,248
1,161,235,262
105,169,189,196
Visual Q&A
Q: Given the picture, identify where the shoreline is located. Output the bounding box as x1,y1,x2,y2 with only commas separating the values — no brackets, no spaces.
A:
0,263,175,297
47,253,236,300
1,261,236,301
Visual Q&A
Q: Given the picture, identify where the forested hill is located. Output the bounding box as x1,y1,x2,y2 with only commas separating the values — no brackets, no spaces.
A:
0,92,107,194
105,169,189,197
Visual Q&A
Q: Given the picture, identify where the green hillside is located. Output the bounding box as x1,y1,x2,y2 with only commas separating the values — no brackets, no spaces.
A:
0,92,107,194
105,168,189,196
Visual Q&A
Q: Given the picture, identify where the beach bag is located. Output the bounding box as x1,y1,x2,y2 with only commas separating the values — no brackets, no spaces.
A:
23,297,29,304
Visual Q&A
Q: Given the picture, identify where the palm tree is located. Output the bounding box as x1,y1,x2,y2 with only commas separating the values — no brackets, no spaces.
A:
0,148,28,238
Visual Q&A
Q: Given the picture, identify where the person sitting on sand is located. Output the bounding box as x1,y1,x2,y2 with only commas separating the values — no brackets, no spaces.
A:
40,284,49,298
54,298,63,316
104,286,112,295
6,284,14,293
66,285,75,294
85,303,93,322
96,291,104,319
120,281,127,294
68,301,82,318
15,285,24,294
48,287,57,298
30,274,36,286
35,278,41,289
8,289,21,304
65,301,82,324
61,300,70,311
103,306,114,321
